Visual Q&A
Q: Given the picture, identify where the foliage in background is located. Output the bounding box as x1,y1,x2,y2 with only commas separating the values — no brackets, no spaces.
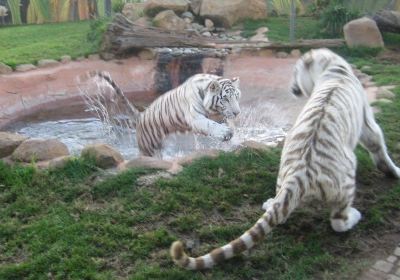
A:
87,17,111,49
319,0,360,37
241,17,321,41
6,0,21,24
268,0,305,16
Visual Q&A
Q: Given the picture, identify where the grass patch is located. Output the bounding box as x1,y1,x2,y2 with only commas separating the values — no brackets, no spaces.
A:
241,16,321,42
0,21,96,67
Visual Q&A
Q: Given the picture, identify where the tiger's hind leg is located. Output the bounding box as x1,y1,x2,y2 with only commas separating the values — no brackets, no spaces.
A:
359,108,400,178
330,175,361,232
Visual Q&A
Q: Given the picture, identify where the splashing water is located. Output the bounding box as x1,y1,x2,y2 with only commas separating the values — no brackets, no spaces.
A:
12,76,289,160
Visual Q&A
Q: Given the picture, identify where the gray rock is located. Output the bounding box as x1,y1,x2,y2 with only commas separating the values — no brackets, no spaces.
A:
88,54,100,60
37,59,60,68
372,260,393,273
0,132,27,158
12,138,69,162
122,2,146,22
204,18,214,30
276,51,289,59
181,11,194,20
344,17,384,48
81,143,124,169
60,55,71,63
153,10,186,31
144,0,189,17
15,64,36,72
0,62,12,74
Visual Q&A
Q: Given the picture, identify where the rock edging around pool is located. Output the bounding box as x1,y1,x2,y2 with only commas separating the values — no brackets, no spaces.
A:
0,132,281,175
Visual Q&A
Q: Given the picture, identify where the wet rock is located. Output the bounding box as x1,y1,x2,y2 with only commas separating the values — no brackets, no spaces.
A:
81,144,124,169
0,62,12,74
60,55,72,63
122,2,146,22
202,31,212,37
290,49,302,58
15,64,37,72
37,59,60,68
153,10,187,31
0,132,27,158
200,0,267,28
144,0,189,17
276,51,289,59
344,17,384,48
12,138,69,162
175,149,220,166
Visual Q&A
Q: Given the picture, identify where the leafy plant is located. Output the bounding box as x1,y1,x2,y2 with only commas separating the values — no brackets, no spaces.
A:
7,0,22,24
320,0,360,37
87,17,110,49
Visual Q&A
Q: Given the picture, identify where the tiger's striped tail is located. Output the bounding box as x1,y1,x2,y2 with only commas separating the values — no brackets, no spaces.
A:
89,70,141,126
170,187,301,270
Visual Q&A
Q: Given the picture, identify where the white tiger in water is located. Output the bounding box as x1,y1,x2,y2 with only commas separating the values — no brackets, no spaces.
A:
170,48,400,270
88,72,241,157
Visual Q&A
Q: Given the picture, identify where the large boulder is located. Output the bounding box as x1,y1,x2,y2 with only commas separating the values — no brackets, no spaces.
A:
344,17,384,48
199,0,267,28
81,143,124,169
12,139,69,162
122,2,146,22
153,10,186,31
144,0,189,17
373,10,400,33
0,132,27,158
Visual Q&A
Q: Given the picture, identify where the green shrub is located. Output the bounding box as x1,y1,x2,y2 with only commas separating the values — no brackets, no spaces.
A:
87,17,111,49
320,0,360,37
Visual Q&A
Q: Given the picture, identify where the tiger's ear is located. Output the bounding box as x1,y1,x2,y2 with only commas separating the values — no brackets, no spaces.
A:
231,77,240,87
208,80,221,94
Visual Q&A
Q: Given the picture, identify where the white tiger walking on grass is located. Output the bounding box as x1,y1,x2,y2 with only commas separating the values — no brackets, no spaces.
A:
85,72,241,157
170,48,400,270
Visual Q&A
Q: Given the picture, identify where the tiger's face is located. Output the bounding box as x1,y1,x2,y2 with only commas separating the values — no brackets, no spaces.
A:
290,48,351,97
204,77,241,120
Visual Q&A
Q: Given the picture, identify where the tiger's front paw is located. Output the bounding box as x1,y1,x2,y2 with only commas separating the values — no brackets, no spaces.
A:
219,125,233,142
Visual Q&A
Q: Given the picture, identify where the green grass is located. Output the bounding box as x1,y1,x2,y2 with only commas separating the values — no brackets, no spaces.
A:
0,21,95,68
241,16,321,41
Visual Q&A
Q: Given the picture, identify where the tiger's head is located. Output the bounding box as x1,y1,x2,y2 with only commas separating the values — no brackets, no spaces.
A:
203,77,241,120
290,48,352,97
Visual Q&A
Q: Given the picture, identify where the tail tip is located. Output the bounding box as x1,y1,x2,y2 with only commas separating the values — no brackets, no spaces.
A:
170,241,185,260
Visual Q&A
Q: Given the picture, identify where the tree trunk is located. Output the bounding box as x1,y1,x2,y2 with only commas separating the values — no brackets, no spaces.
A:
101,14,345,58
101,14,219,57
